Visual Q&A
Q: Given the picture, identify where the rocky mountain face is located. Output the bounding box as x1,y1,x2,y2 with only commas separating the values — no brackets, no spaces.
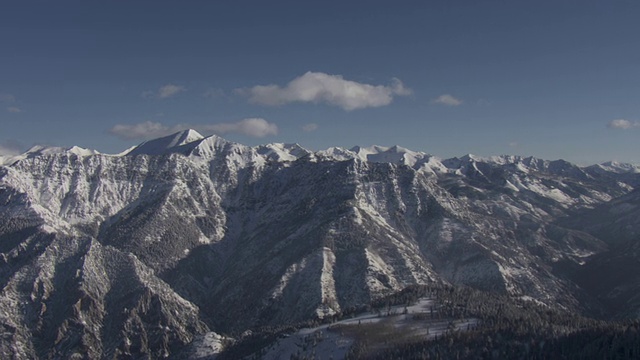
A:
1,130,638,358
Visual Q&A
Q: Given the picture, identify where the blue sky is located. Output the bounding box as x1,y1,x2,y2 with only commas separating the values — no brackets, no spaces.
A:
1,1,639,164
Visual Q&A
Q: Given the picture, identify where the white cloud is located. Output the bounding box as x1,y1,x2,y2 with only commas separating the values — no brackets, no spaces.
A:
142,84,186,99
240,71,412,111
0,145,18,156
7,106,22,113
389,77,412,96
109,121,173,140
433,94,463,106
607,119,639,129
158,84,186,98
0,141,22,156
201,118,278,138
109,118,278,140
302,123,318,132
509,141,518,148
0,93,16,103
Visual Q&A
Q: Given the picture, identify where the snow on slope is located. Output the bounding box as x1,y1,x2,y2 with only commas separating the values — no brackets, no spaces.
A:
256,298,478,360
256,143,312,162
1,129,640,358
351,144,430,167
0,145,100,166
596,161,640,174
126,129,204,156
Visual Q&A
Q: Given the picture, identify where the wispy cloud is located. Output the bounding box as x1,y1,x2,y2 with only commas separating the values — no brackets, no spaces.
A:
142,84,186,99
238,72,412,111
109,121,173,140
0,93,16,103
1,94,22,113
302,123,318,132
433,94,463,106
203,88,226,99
0,145,18,156
0,140,22,156
607,119,640,130
109,119,278,141
476,99,491,106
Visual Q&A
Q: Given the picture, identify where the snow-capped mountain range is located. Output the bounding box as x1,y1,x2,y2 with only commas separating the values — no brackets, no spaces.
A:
1,129,639,358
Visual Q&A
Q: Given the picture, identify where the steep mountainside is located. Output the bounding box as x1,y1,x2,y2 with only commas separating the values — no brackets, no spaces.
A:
1,130,638,358
560,189,640,318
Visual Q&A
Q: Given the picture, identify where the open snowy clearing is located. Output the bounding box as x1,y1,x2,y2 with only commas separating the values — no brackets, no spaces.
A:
254,298,478,360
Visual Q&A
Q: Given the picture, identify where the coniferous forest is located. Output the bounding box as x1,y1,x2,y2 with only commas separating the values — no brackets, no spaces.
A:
216,284,640,359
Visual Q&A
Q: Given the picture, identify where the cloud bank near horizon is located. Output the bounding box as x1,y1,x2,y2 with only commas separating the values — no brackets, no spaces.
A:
108,119,278,140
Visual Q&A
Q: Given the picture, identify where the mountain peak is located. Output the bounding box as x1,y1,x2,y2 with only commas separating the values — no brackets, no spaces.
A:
178,128,204,142
596,161,640,174
127,129,205,156
255,143,312,162
168,129,204,147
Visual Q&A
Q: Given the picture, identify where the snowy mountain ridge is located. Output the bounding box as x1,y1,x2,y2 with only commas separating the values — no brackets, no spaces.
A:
1,129,639,358
2,128,637,172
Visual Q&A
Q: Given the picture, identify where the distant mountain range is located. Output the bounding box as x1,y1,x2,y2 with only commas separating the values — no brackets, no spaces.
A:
1,129,639,358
